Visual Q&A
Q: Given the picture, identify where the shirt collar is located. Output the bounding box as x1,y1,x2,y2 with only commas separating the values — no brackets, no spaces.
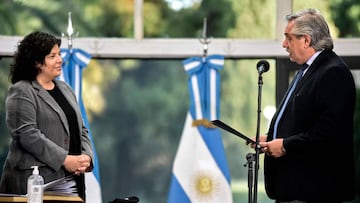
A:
303,50,323,75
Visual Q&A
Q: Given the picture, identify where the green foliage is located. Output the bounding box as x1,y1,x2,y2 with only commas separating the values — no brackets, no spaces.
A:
330,0,360,37
228,0,276,38
165,0,235,37
91,60,188,202
0,57,11,175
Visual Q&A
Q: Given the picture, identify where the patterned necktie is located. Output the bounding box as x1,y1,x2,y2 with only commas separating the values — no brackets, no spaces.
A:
272,64,308,139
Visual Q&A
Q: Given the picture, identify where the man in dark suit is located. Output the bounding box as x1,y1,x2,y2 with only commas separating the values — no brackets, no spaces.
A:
259,8,356,203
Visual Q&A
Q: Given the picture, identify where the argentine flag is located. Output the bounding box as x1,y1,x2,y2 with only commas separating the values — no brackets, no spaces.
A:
168,55,233,203
60,48,102,203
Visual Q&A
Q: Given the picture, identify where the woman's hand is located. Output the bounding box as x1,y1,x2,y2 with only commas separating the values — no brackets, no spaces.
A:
63,154,92,175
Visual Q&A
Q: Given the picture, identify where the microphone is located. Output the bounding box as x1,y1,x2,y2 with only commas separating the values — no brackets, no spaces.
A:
256,60,270,74
109,196,139,203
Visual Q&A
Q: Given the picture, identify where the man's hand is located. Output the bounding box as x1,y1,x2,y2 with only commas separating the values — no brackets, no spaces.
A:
259,138,286,158
248,135,267,149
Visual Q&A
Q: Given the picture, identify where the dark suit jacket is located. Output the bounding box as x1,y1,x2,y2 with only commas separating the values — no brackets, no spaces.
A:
0,80,93,195
265,50,355,202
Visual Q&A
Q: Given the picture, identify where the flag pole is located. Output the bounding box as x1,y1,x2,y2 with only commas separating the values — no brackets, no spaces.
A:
62,12,75,50
60,12,103,203
199,18,211,59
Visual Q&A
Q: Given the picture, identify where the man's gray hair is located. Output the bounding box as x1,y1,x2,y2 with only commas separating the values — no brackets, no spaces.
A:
286,8,333,50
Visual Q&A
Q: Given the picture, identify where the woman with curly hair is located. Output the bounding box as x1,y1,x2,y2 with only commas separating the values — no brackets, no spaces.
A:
0,31,94,201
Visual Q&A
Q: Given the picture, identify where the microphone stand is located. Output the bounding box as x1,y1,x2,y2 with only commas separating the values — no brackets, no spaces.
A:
245,72,264,203
244,153,255,203
211,60,268,203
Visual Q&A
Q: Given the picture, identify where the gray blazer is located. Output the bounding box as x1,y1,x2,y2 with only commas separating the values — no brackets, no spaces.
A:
0,79,94,195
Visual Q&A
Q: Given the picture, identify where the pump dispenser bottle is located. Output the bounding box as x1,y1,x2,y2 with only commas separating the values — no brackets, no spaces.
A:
27,166,44,203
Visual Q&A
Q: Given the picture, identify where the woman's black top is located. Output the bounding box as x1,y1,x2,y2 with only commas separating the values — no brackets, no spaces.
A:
47,83,85,200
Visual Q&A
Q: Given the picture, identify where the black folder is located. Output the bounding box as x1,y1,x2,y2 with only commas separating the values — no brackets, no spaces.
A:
211,119,256,145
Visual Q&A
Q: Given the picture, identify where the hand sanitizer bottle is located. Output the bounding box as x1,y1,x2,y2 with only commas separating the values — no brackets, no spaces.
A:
27,166,44,203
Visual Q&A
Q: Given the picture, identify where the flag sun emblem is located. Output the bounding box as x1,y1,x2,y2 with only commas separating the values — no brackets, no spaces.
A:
196,176,212,194
192,170,221,200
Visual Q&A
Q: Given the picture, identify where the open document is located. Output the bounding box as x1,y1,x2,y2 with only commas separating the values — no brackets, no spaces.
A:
43,176,78,196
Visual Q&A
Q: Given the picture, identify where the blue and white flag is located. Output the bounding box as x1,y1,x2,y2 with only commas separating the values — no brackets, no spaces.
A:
60,48,102,203
168,55,233,203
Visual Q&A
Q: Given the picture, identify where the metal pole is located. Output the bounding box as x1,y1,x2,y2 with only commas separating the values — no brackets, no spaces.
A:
134,0,144,40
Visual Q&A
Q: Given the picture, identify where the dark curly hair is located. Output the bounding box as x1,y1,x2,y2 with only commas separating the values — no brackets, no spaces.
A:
9,31,61,84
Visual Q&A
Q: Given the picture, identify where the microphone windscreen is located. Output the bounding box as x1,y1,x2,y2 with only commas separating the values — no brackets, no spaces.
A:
256,60,270,73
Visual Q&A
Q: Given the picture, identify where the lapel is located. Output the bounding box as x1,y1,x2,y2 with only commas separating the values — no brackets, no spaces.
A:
54,80,79,114
32,80,70,136
294,50,332,92
269,50,334,135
